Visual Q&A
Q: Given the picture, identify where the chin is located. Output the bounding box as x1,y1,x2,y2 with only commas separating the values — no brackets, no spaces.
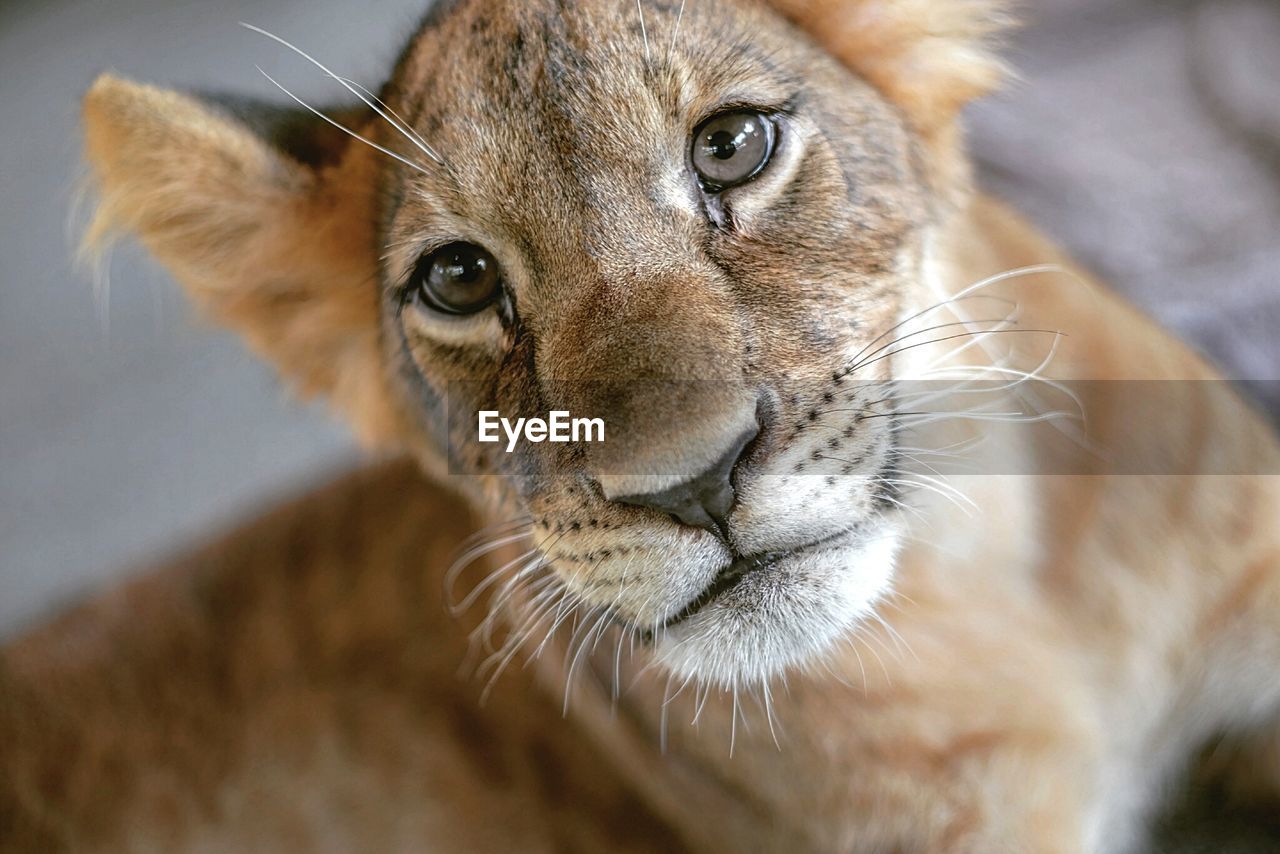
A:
653,518,904,688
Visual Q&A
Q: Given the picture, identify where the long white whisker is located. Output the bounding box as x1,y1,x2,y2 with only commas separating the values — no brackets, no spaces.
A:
845,292,1016,373
895,409,1077,428
449,549,528,615
482,554,551,633
475,551,553,650
669,0,688,59
563,607,608,713
871,612,918,663
947,263,1068,306
660,672,675,752
729,686,740,756
478,578,562,701
253,68,432,177
855,328,1063,378
241,22,444,165
335,75,435,153
445,529,533,589
451,549,540,615
635,1,652,67
916,315,1020,373
846,264,1065,381
879,477,977,515
850,317,1014,376
453,515,534,553
761,680,781,749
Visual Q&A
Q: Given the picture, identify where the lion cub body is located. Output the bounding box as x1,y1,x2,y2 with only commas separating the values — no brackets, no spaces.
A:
5,198,1280,852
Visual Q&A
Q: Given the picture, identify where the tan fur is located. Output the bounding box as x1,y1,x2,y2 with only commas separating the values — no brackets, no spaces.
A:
5,0,1280,850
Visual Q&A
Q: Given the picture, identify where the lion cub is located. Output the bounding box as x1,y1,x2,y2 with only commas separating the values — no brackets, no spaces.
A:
4,0,1280,851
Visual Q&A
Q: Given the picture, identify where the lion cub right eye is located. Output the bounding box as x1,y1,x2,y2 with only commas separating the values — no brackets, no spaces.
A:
408,242,503,315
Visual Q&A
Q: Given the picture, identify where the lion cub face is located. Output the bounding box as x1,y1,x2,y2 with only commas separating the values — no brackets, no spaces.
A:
381,0,929,685
83,0,1005,686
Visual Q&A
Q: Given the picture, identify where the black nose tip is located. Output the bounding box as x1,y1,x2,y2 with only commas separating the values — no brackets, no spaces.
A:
615,425,758,539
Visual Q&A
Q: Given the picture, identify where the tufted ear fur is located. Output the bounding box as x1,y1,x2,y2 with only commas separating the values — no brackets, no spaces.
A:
768,0,1013,134
81,74,401,446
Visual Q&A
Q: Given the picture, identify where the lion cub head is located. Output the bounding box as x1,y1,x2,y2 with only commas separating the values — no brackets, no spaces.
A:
82,0,1008,687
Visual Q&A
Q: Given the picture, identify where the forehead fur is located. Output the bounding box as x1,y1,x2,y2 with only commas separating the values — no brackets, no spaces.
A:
378,0,1008,218
377,0,911,267
385,0,799,220
394,0,795,113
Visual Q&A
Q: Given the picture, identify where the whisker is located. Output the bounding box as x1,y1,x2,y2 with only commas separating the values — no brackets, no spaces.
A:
729,686,741,756
669,0,688,60
453,515,534,554
660,672,675,752
563,607,611,713
513,586,573,668
613,624,626,701
533,582,587,660
917,317,1021,372
449,548,539,615
894,409,1078,428
760,680,781,749
635,0,652,68
334,75,435,154
845,264,1069,382
871,612,918,663
478,576,564,701
869,491,933,527
692,680,711,726
473,547,555,649
241,23,444,165
845,292,1016,372
846,317,1015,377
840,636,869,693
253,67,433,177
877,476,977,516
853,627,893,684
852,328,1064,377
444,528,533,595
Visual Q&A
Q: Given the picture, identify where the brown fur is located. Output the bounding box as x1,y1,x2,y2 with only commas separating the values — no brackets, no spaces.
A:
5,0,1280,850
0,462,685,851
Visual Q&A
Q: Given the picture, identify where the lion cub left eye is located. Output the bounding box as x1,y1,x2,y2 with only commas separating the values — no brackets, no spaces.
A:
691,110,777,192
409,242,502,315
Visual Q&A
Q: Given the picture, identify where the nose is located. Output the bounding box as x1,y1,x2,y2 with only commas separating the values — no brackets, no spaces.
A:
614,425,758,539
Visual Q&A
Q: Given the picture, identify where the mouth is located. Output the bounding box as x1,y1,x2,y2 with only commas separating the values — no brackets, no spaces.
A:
661,529,857,629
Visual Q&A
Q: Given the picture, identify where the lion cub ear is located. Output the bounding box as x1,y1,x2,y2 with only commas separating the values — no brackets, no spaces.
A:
770,0,1012,134
81,73,400,446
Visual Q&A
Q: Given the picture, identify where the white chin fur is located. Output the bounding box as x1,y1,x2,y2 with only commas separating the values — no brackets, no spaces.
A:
654,520,903,687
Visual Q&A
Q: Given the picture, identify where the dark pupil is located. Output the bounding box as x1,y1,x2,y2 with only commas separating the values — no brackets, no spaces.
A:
708,129,737,160
418,242,499,313
440,250,485,284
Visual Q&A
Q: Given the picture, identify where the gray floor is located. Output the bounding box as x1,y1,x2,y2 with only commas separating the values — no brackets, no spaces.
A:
1,0,1278,638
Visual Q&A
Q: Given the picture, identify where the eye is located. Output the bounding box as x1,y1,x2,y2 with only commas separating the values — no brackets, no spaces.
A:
409,242,502,315
691,110,777,192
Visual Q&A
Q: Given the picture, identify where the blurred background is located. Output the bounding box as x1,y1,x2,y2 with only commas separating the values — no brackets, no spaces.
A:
1,0,1278,637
